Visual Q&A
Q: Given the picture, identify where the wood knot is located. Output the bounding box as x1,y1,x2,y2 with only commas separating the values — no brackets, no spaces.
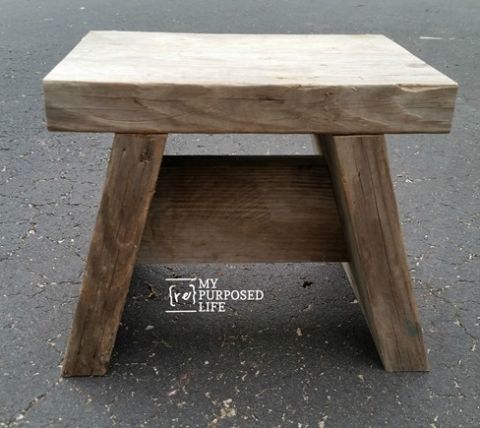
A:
139,148,152,163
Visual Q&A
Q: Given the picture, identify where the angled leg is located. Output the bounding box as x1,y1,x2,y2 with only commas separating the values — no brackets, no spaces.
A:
314,134,429,371
312,136,353,284
62,133,167,376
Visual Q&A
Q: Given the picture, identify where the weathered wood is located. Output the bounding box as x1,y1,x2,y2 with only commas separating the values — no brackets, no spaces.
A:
43,32,457,134
62,133,167,376
138,156,348,263
315,134,429,371
312,136,356,284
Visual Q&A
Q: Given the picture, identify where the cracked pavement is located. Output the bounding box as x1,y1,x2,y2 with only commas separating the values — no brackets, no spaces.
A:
0,0,479,426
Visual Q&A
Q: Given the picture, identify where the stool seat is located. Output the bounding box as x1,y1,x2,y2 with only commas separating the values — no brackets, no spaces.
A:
43,31,457,134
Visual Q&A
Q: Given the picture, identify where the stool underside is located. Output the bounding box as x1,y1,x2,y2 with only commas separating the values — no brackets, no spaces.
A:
60,133,430,376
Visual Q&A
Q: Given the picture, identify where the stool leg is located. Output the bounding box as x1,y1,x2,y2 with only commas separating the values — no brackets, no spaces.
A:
62,133,167,376
314,134,429,372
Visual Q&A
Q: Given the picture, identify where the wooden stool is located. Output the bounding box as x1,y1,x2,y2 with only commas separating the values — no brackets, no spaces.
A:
43,32,457,376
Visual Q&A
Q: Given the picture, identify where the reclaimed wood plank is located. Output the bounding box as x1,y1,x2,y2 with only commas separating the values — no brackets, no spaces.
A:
315,134,429,371
43,32,457,134
138,155,348,263
62,133,167,376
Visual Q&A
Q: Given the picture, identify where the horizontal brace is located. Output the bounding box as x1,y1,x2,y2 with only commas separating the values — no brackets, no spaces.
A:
138,155,348,264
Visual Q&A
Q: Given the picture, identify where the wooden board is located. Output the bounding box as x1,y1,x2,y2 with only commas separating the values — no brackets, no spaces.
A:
43,32,457,134
315,134,429,371
138,156,348,263
62,134,166,376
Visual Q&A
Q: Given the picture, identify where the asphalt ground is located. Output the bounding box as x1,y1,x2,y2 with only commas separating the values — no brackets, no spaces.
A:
0,0,479,426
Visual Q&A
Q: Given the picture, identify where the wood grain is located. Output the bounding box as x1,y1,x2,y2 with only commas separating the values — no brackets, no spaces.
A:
62,133,166,376
138,156,348,263
43,32,457,134
315,134,429,372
